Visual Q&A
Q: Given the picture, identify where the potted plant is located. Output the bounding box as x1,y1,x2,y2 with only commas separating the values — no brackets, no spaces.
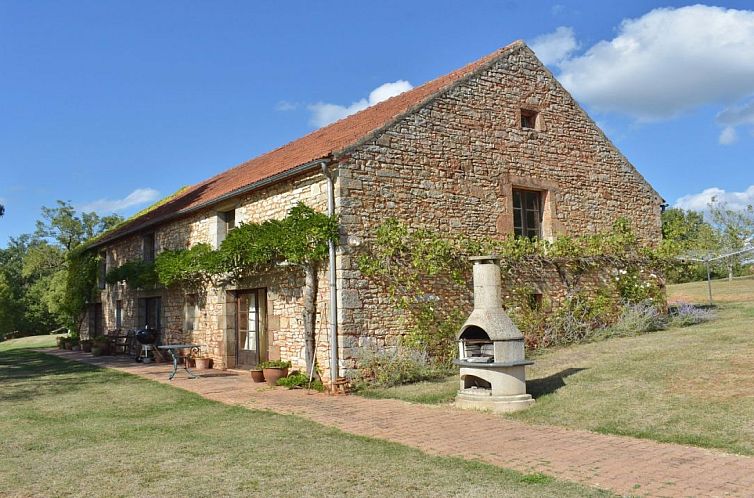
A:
91,336,110,356
250,367,265,383
260,360,291,386
56,336,66,349
194,355,212,370
80,340,92,353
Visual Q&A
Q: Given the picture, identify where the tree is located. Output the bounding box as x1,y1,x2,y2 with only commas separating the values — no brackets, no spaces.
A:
35,201,122,250
708,200,754,281
0,202,123,337
660,207,719,282
280,204,337,380
661,208,718,253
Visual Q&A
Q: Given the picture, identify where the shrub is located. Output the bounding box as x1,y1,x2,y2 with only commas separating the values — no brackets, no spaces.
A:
276,372,324,391
605,301,667,337
259,360,291,369
350,346,453,389
668,303,715,327
510,292,620,349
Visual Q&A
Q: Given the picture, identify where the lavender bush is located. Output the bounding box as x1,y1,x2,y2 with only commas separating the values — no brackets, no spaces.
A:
668,302,716,327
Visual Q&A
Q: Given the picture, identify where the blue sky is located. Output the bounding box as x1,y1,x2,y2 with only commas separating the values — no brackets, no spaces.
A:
2,0,754,245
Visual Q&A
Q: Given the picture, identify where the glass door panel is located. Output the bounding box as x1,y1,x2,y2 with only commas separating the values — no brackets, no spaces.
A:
235,289,266,368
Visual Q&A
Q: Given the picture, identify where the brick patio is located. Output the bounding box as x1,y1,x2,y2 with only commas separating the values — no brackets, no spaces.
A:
44,349,754,497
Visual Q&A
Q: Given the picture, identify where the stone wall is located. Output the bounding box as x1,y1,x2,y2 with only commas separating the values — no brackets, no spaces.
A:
334,44,663,368
89,173,333,376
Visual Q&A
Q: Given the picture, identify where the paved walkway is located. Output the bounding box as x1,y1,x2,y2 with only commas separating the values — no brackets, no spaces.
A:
43,349,754,497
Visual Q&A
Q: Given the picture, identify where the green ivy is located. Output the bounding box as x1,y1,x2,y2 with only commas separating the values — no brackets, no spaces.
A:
61,247,99,331
154,243,218,288
105,260,159,288
107,203,338,289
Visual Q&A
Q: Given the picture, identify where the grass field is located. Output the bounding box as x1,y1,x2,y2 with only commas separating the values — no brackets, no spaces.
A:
0,336,607,497
361,277,754,455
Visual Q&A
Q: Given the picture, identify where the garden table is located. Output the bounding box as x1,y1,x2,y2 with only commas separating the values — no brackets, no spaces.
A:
158,344,205,380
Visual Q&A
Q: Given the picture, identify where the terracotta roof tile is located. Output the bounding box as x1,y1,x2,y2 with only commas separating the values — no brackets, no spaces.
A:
93,41,524,247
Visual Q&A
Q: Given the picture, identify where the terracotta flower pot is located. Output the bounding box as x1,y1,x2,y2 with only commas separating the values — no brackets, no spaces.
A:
250,369,265,383
81,341,92,353
194,357,212,370
263,367,288,386
91,346,105,357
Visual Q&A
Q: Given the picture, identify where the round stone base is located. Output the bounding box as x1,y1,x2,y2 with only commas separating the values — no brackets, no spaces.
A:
455,390,534,413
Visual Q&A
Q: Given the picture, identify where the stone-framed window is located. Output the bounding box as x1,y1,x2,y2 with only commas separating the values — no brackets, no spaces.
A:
520,109,539,130
97,250,107,289
184,294,198,333
497,175,559,241
223,209,236,233
142,233,156,262
214,208,237,248
115,300,123,329
512,189,543,239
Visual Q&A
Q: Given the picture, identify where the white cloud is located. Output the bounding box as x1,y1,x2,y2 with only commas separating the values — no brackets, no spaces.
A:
275,100,298,111
549,5,754,122
81,188,160,214
675,185,754,212
717,100,754,127
719,126,738,145
530,26,578,65
308,80,414,128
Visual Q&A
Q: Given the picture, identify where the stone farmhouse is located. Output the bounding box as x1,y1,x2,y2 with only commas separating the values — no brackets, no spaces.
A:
83,40,662,385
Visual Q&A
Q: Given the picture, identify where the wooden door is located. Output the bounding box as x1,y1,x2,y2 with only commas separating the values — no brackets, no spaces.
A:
235,289,267,368
89,303,103,337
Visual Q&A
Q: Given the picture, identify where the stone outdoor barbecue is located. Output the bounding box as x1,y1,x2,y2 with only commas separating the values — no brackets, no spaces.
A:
455,256,534,413
80,40,663,387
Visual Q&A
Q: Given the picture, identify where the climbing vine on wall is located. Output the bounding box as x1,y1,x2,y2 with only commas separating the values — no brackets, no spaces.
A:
358,218,670,361
105,260,159,288
105,203,338,288
61,247,100,333
105,203,338,378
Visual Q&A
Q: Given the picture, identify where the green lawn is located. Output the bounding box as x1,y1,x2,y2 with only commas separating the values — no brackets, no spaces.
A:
0,333,60,351
0,337,608,497
361,277,754,455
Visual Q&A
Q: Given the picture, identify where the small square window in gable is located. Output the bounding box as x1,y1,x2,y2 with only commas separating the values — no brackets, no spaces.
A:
520,109,539,130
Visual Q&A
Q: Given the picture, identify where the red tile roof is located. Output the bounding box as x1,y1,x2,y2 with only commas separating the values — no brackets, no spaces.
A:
91,41,524,247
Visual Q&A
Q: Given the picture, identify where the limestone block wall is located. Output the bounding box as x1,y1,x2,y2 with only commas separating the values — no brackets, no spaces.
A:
333,44,663,366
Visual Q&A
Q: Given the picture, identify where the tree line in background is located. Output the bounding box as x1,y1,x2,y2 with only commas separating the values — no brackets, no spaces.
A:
0,198,752,340
0,201,122,339
662,200,754,283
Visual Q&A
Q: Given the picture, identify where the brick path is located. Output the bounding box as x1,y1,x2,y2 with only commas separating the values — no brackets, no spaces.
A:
43,349,754,497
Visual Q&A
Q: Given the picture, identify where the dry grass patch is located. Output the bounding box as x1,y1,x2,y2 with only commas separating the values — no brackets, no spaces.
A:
668,275,754,304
